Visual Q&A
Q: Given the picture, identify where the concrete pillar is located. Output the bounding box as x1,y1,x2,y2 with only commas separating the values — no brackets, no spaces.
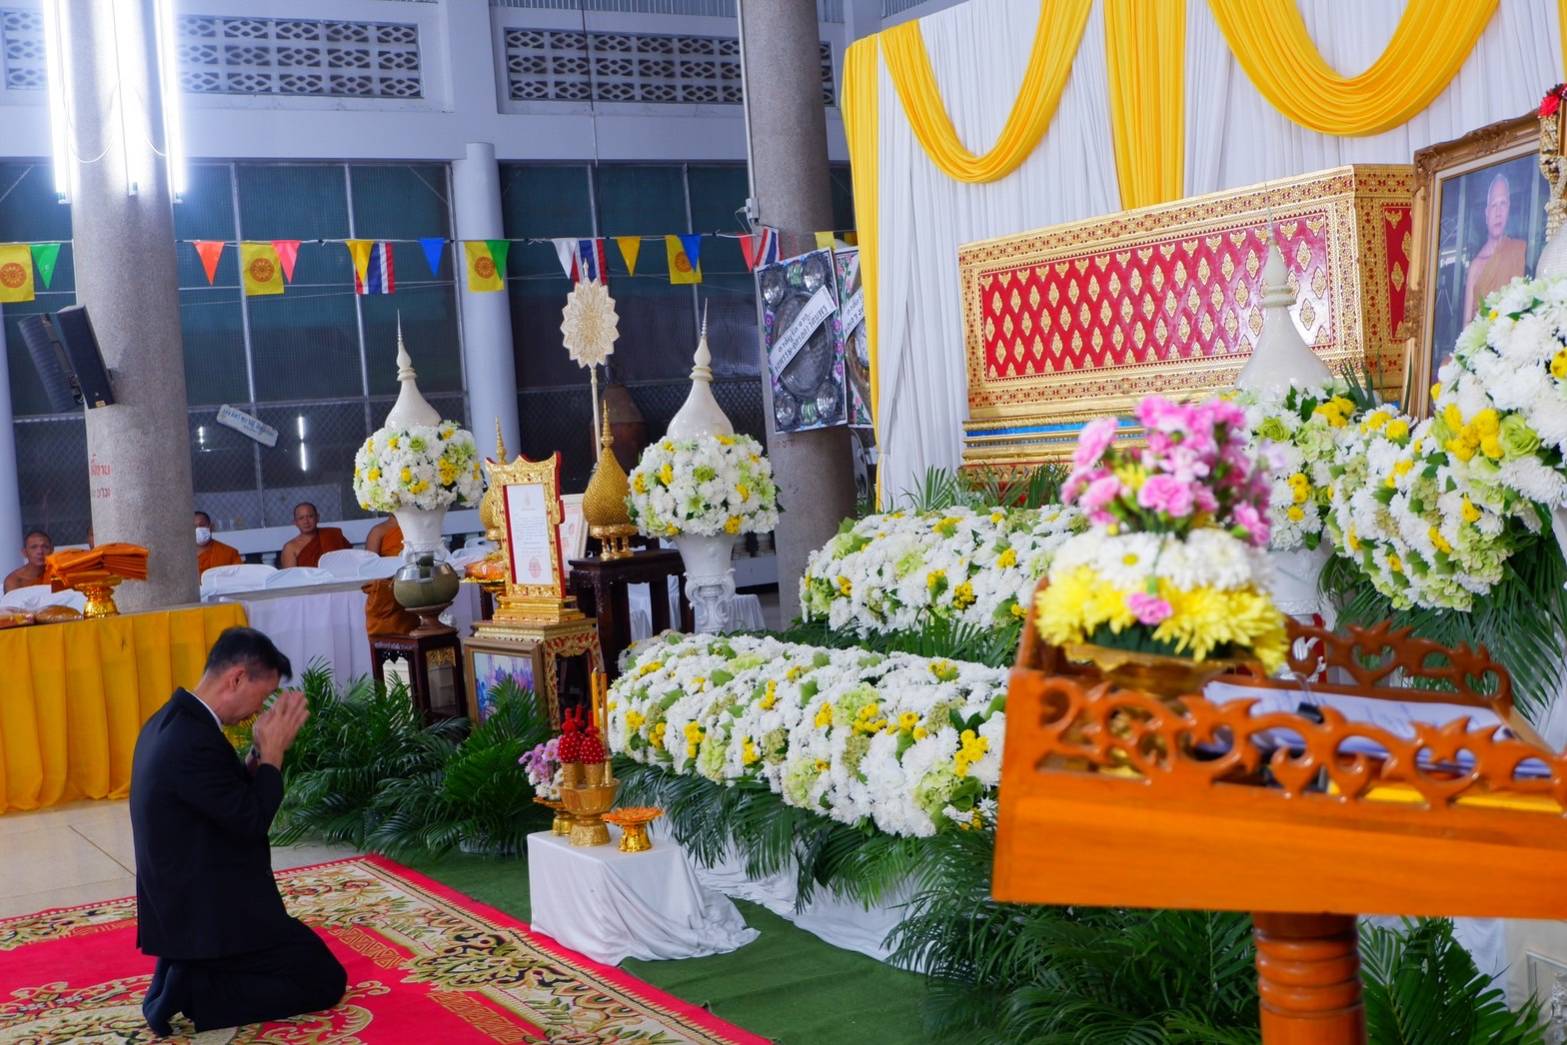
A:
0,306,24,561
452,142,521,459
67,0,198,609
738,0,858,620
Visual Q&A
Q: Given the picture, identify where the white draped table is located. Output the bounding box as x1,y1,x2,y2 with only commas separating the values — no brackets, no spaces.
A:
527,828,758,966
213,582,482,684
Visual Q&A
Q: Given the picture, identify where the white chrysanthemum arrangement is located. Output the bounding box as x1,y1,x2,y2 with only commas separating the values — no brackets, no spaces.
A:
800,505,1083,637
609,632,1005,838
353,420,483,513
627,433,779,538
1237,380,1364,552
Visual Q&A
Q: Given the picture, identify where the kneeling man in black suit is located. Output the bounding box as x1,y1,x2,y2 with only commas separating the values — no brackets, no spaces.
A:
131,626,346,1037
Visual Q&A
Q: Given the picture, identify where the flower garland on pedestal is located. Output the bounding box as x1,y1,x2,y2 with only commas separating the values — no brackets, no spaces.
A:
1036,395,1288,676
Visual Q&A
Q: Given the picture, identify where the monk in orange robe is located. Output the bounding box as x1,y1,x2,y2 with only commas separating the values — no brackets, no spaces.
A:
365,517,403,558
279,502,350,568
195,511,243,573
1464,173,1528,320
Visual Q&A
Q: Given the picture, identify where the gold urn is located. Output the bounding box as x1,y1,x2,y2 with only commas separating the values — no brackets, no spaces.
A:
583,414,637,560
559,759,620,846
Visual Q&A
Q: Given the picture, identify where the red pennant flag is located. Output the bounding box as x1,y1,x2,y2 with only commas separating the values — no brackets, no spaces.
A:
193,241,225,286
272,240,300,283
739,233,760,272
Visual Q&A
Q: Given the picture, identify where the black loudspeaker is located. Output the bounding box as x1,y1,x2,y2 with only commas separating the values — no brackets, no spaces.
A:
17,314,78,413
51,305,114,408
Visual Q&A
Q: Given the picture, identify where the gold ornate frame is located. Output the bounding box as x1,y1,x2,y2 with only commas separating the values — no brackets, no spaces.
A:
462,626,604,730
482,450,583,631
1407,113,1542,417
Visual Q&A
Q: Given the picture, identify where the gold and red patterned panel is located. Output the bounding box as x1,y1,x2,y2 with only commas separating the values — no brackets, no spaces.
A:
1382,204,1413,342
978,216,1332,382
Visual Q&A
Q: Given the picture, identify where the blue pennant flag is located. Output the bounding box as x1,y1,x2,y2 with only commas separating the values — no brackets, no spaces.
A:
418,237,446,278
678,233,703,272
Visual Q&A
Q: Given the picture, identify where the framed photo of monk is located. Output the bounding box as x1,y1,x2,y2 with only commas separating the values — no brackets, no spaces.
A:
1410,114,1547,416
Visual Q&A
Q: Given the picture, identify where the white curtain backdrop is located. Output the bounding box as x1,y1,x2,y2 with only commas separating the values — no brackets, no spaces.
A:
875,0,1564,503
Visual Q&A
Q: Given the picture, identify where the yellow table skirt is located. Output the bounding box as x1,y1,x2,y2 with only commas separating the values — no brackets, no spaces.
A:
0,604,248,813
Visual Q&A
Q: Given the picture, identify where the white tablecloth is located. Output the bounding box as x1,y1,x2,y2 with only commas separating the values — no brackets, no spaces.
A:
527,828,757,965
626,582,766,641
651,823,910,965
223,583,481,684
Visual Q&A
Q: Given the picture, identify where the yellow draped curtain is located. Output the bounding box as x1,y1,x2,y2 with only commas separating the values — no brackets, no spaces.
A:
842,36,883,501
879,0,1093,184
1209,0,1500,137
1105,0,1185,210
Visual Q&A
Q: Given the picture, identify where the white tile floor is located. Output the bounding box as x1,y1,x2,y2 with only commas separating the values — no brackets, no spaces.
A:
0,799,359,919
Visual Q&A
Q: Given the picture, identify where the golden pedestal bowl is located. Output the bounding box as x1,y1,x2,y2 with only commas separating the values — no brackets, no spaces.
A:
532,796,572,836
1063,643,1248,703
602,806,662,853
559,760,619,847
71,573,122,619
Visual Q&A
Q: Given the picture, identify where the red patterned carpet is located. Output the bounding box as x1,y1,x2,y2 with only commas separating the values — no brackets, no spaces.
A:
0,855,767,1044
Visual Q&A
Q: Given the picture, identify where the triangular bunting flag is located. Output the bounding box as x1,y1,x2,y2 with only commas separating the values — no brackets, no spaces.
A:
814,231,836,250
678,233,703,272
344,239,373,283
240,242,285,296
842,232,858,247
29,243,61,289
418,237,446,277
615,236,641,277
355,242,395,295
666,235,701,285
739,234,760,272
271,240,300,283
486,239,511,280
194,240,225,286
464,241,503,292
0,244,35,303
553,238,578,281
575,238,606,283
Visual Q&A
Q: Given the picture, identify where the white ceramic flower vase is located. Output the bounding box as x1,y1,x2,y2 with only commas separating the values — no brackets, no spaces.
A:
394,505,448,560
676,533,736,634
1267,544,1333,627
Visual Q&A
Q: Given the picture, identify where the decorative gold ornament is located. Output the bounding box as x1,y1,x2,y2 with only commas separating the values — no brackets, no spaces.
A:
561,280,620,369
74,573,121,618
603,806,663,853
559,759,619,847
1062,643,1250,704
582,415,636,560
533,796,572,836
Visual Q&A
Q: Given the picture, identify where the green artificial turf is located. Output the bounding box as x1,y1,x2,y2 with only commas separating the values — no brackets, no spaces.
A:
412,851,930,1045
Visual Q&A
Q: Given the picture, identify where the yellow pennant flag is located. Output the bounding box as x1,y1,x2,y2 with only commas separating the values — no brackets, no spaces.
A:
464,241,505,292
614,235,642,277
240,241,285,296
0,244,34,303
814,231,836,250
344,239,373,284
665,235,702,285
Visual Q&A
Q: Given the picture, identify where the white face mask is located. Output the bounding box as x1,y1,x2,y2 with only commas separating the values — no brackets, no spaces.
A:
195,526,211,546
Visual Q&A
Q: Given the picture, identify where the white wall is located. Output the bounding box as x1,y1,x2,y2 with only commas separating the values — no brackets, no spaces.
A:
0,0,851,164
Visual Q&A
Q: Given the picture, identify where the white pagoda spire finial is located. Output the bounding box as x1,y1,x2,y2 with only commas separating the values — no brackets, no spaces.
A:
667,299,733,439
384,310,441,428
1236,217,1331,393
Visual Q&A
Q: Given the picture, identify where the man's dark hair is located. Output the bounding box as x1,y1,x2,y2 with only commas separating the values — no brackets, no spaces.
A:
204,627,292,682
293,502,317,515
194,511,212,527
23,529,50,544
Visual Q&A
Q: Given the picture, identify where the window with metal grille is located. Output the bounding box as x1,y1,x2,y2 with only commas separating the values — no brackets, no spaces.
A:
503,27,833,106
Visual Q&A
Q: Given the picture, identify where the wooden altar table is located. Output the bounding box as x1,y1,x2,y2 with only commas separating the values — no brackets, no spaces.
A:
0,603,248,813
569,550,694,678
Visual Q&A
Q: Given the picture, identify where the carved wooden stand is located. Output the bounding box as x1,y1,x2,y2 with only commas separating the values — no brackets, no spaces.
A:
996,580,1567,1043
568,550,693,679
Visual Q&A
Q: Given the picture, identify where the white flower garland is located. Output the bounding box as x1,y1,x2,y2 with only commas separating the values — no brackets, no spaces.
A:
353,421,482,513
609,633,1005,838
1236,381,1364,552
627,434,780,538
799,505,1083,637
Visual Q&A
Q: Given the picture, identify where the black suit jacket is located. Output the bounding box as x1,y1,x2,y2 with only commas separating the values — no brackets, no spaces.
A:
130,689,294,960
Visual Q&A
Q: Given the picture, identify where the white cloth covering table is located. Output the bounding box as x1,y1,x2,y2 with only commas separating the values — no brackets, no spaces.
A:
527,828,758,966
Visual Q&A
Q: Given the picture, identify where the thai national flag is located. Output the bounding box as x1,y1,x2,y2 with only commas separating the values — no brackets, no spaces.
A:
756,226,779,267
356,242,395,295
575,238,607,284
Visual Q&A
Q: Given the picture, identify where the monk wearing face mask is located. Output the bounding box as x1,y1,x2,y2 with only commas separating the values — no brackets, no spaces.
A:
195,511,243,574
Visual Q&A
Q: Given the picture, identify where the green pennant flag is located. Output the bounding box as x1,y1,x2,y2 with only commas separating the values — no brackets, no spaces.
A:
30,243,61,290
485,239,510,279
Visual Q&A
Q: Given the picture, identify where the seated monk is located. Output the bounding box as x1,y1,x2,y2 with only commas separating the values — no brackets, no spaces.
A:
362,578,417,637
365,517,403,558
4,529,53,592
278,502,350,569
195,511,243,573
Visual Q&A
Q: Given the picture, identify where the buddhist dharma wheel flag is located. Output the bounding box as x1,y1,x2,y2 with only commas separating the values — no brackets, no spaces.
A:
464,240,507,292
666,235,702,285
240,242,285,296
0,245,35,302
